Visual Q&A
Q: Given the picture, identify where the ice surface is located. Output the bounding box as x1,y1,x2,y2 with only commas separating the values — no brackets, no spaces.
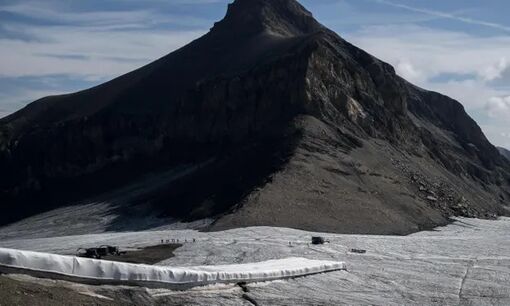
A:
1,217,509,305
0,248,345,287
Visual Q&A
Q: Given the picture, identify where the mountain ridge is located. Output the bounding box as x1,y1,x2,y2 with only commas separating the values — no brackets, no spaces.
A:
0,0,509,234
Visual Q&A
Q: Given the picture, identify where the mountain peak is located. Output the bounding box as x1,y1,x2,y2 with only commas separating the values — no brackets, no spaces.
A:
1,0,509,235
211,0,324,37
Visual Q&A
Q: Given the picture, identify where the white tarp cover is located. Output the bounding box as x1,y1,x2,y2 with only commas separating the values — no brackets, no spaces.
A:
0,248,345,286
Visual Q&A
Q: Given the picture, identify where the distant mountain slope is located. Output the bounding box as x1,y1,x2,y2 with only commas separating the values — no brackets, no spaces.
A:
499,147,510,161
0,0,509,234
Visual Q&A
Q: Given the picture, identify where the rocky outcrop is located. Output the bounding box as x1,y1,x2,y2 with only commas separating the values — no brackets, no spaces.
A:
0,0,508,233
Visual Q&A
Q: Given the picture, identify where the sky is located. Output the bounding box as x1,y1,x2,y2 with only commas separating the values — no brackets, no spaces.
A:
0,0,509,148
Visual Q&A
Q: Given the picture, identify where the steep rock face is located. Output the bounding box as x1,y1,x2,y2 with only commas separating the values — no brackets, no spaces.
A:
212,30,510,233
0,0,509,233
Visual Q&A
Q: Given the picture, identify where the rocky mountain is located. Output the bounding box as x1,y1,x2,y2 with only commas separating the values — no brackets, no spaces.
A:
0,0,509,234
499,147,510,161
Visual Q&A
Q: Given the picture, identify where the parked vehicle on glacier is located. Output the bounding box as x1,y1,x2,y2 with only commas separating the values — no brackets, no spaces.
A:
76,245,125,259
76,248,101,259
311,236,328,245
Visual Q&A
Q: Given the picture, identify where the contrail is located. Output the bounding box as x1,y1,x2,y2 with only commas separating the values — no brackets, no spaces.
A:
374,0,510,33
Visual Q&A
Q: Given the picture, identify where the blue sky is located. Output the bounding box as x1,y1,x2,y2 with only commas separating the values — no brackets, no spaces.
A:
0,0,509,148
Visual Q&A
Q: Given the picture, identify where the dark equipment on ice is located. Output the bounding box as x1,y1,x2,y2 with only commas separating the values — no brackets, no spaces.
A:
76,248,101,259
350,249,367,254
311,236,327,245
99,245,123,256
76,245,125,259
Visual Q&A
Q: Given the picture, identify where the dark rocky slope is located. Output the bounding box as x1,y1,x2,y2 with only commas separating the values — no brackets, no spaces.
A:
0,0,509,234
499,147,510,161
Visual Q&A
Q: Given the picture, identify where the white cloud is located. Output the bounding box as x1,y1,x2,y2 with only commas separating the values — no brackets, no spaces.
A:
482,58,508,81
500,132,510,143
395,59,423,82
348,25,510,87
486,96,510,118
